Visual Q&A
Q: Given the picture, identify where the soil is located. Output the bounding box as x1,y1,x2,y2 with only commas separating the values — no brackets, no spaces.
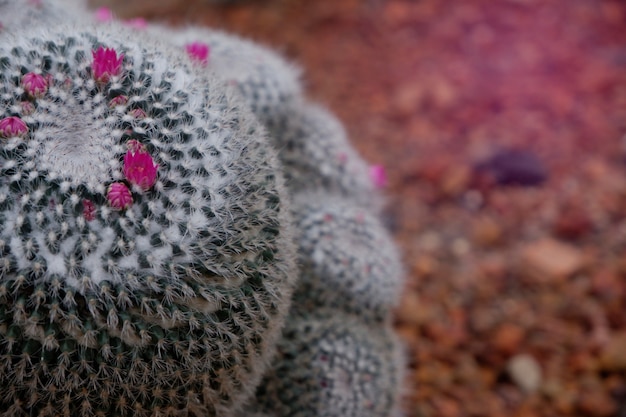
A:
90,0,626,416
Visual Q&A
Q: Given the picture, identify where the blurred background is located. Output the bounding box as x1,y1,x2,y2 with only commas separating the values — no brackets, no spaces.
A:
89,0,626,416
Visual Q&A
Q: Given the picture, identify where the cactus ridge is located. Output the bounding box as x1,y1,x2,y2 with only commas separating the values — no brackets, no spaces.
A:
0,25,296,417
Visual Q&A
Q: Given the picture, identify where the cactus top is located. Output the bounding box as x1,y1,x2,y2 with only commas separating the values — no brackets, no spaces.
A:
0,25,292,290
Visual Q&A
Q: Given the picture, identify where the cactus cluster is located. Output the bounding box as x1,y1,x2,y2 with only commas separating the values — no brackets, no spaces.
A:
0,1,406,416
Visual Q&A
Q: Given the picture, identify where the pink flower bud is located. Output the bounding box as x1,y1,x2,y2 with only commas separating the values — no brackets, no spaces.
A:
130,108,147,119
82,199,96,221
107,182,133,210
127,139,145,153
369,164,387,189
123,142,158,190
0,116,28,138
22,72,48,97
185,42,210,65
92,47,124,83
20,101,36,115
109,95,128,107
124,18,147,30
94,7,114,22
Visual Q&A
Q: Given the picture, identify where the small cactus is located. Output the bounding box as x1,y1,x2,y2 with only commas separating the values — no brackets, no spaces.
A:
267,101,380,208
290,192,404,321
256,309,406,417
0,23,296,417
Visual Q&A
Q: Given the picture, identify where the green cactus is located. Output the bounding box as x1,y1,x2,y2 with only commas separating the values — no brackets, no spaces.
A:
0,23,296,417
256,309,406,417
289,192,404,321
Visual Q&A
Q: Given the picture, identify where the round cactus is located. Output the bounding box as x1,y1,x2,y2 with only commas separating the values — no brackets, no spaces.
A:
289,193,404,321
256,309,406,417
267,101,380,208
146,25,303,127
0,24,296,417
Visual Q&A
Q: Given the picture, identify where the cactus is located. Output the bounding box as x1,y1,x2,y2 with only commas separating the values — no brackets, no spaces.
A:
256,309,405,417
0,23,296,417
267,101,379,208
289,192,404,321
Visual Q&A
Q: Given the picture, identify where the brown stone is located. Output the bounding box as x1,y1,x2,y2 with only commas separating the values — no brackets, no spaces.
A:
519,238,585,283
553,206,593,240
491,323,526,355
599,332,626,371
395,291,425,326
472,216,504,247
440,165,471,197
577,388,618,417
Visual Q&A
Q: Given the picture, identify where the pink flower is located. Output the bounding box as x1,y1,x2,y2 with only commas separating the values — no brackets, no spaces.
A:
0,116,28,138
82,199,96,221
22,72,48,97
369,164,387,188
108,95,128,107
185,42,210,65
130,108,147,119
107,182,133,210
124,18,147,30
123,140,158,190
92,47,124,83
94,7,114,22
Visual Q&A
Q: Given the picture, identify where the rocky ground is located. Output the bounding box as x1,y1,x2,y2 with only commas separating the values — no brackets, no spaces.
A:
90,0,626,416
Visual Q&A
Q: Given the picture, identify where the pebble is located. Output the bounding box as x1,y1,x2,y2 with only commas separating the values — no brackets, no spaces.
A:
472,216,504,247
599,332,626,371
474,148,547,187
577,388,618,417
506,354,542,394
492,323,526,355
519,238,585,283
553,206,593,240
